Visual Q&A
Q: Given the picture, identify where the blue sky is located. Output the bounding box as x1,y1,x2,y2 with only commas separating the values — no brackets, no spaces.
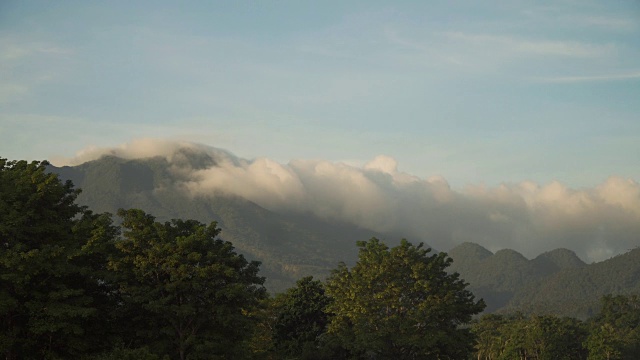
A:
1,0,639,188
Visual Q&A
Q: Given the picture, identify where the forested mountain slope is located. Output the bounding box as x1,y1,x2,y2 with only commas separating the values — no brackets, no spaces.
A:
504,247,640,318
52,154,398,292
51,153,640,315
449,242,640,318
449,243,554,312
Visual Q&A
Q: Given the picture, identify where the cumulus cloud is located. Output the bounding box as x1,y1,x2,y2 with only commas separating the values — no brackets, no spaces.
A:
62,139,640,263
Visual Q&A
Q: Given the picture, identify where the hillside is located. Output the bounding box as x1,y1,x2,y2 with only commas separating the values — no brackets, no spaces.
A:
449,242,640,318
504,247,640,318
449,243,549,312
52,154,399,292
51,153,640,315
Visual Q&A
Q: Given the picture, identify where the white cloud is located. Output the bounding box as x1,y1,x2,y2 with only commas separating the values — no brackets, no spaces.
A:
364,155,398,174
62,139,640,263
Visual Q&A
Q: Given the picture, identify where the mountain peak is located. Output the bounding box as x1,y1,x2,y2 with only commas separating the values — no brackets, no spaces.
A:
448,242,493,262
170,147,218,170
533,248,586,270
492,248,528,262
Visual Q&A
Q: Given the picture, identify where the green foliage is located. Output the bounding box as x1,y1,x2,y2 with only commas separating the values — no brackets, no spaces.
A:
470,294,640,360
585,323,624,360
594,295,640,330
0,159,119,359
472,313,588,360
1,158,270,359
271,276,332,359
7,156,640,360
325,238,485,359
82,344,165,360
110,209,267,360
472,314,510,360
585,295,640,359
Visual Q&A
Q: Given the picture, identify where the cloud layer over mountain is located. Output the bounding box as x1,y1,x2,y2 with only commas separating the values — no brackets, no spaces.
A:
58,139,640,263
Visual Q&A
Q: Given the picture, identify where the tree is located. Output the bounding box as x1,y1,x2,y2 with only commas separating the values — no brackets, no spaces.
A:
324,238,485,359
0,159,118,359
109,208,267,360
471,314,509,360
586,323,624,360
472,313,588,360
585,294,640,360
533,316,588,360
272,276,332,359
595,295,640,331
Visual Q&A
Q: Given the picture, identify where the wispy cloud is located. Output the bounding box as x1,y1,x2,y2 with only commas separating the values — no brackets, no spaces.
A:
0,83,28,104
532,71,640,83
444,32,614,58
382,27,619,78
568,15,637,32
0,35,73,104
0,36,72,63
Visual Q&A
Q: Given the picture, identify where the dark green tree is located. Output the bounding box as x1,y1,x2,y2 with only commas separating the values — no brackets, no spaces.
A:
110,208,267,360
594,295,640,331
471,314,510,360
510,315,587,360
0,159,118,359
585,294,640,360
325,238,485,359
272,276,332,359
473,313,587,360
586,323,624,360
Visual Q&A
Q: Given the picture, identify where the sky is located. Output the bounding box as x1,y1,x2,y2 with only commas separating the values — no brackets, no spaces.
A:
1,0,639,188
1,1,639,260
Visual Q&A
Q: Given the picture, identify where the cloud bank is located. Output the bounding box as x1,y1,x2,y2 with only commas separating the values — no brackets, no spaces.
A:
58,139,640,263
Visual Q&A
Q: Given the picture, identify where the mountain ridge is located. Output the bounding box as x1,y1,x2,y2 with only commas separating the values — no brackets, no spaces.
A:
49,153,640,317
52,155,402,292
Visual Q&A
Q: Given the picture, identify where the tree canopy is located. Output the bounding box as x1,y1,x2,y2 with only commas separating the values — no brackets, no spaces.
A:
0,159,118,359
0,159,266,360
111,208,267,360
3,157,640,359
324,238,485,359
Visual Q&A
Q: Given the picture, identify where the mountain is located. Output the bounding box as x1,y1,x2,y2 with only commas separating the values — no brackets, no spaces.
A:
449,243,548,312
504,247,640,318
531,248,587,275
449,242,640,318
50,152,640,316
52,154,401,293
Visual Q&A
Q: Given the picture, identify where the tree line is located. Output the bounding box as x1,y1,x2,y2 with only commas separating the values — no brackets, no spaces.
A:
1,159,639,359
471,294,640,360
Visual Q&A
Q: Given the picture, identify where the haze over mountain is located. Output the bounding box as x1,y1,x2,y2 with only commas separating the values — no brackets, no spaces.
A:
54,139,640,264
